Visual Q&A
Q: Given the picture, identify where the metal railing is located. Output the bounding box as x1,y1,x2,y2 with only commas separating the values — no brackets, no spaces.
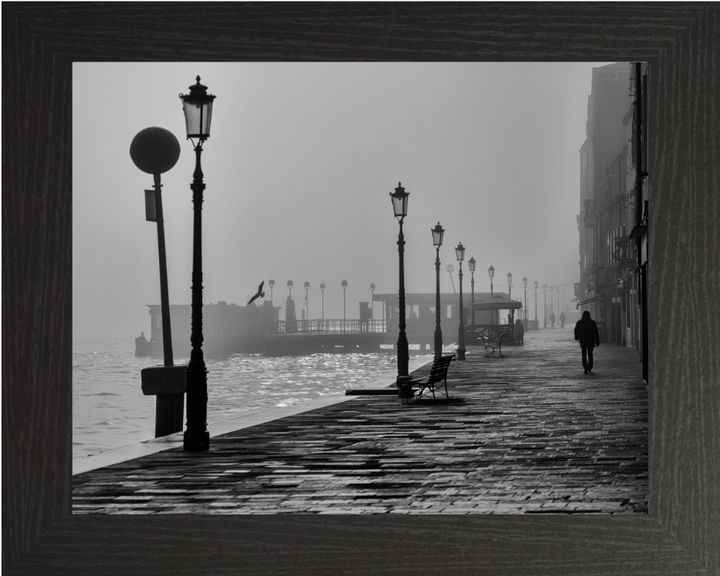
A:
232,319,389,336
467,324,511,343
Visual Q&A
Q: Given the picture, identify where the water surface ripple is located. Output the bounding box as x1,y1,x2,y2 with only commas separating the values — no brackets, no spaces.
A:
73,333,406,459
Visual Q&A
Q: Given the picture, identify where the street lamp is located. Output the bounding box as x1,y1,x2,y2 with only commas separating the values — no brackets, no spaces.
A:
446,264,456,293
533,280,538,327
431,222,444,358
287,280,293,298
543,284,548,328
507,272,514,329
370,282,375,322
455,242,466,361
268,279,275,303
341,279,347,333
488,265,495,297
179,76,215,452
130,126,184,438
304,281,310,331
550,286,555,326
468,257,476,328
389,182,412,399
320,283,325,329
522,277,527,324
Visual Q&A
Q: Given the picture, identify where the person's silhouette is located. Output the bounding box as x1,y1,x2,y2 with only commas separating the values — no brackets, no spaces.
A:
574,311,600,373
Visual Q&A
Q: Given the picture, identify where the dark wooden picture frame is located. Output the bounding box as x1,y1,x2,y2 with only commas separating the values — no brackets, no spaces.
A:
3,3,718,574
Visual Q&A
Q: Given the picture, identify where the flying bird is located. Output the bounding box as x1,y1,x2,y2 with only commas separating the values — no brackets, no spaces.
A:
246,281,265,305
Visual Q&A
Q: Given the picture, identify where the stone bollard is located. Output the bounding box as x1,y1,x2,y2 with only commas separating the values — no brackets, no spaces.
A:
141,365,187,438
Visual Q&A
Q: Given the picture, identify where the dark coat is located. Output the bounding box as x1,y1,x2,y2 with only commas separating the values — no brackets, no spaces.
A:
574,314,600,348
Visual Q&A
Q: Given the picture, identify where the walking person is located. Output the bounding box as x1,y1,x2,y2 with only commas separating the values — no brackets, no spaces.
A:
550,312,556,329
574,310,600,373
559,311,566,329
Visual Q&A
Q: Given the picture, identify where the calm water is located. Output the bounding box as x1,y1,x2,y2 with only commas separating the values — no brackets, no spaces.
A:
73,333,415,460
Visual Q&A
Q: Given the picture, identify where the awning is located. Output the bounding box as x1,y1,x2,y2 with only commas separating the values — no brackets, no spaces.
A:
472,298,522,311
576,294,606,309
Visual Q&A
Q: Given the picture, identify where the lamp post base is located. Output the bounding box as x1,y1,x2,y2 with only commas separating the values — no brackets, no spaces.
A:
183,430,210,452
397,375,414,400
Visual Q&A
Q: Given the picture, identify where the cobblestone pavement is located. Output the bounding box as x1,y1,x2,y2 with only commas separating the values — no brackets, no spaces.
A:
73,328,648,514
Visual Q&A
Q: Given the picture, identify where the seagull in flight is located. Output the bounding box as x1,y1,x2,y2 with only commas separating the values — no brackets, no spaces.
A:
246,281,265,305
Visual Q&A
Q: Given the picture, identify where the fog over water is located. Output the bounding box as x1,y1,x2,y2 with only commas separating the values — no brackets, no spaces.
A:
73,62,611,339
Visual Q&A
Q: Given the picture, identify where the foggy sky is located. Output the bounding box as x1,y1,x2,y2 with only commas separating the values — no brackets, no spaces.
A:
73,62,612,337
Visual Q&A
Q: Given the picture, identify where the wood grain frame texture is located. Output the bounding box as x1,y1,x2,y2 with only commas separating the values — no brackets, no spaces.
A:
2,2,718,575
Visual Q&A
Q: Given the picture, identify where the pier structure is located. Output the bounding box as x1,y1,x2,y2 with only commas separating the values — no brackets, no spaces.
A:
135,292,525,358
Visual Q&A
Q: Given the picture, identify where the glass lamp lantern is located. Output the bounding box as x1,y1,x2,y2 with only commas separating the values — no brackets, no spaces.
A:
455,243,465,262
389,182,409,219
431,222,444,248
507,272,513,285
523,277,527,287
179,76,216,141
488,265,495,279
468,257,476,272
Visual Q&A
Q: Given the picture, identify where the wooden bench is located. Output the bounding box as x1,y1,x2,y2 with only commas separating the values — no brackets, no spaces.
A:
481,328,510,357
404,354,456,403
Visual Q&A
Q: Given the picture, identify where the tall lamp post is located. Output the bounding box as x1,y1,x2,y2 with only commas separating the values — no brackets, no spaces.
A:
370,283,375,324
507,272,514,329
341,280,347,332
432,223,444,358
130,126,184,438
522,277,528,324
268,279,275,303
286,281,294,334
180,76,215,452
543,284,548,328
455,243,466,361
550,286,555,326
389,182,412,398
533,280,538,328
488,265,495,297
468,257,476,329
320,283,325,329
304,281,310,331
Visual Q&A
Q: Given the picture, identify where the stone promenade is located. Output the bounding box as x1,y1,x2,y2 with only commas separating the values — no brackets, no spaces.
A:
73,328,648,515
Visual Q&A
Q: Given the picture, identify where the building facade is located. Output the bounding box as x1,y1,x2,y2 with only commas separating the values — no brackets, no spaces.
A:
578,62,649,383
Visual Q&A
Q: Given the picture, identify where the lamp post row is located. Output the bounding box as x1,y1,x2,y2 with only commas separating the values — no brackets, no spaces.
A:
144,77,559,448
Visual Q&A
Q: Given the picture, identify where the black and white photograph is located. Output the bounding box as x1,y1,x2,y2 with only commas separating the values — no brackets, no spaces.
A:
4,3,718,575
71,61,649,516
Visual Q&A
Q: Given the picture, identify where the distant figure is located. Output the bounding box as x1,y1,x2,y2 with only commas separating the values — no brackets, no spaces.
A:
574,310,600,374
514,319,524,344
550,312,556,329
559,311,566,328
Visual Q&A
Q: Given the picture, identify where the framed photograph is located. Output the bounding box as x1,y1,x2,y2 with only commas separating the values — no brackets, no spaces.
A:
3,3,718,574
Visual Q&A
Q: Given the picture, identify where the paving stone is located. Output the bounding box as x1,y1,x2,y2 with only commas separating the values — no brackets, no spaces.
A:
73,329,648,515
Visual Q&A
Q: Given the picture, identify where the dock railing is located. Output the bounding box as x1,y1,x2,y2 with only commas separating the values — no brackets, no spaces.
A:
276,319,388,335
